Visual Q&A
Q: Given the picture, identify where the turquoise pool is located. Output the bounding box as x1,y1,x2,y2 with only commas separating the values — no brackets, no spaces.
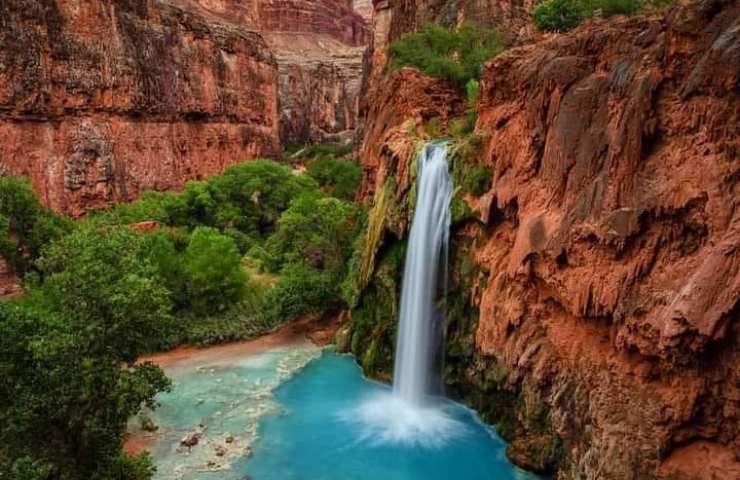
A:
138,346,539,480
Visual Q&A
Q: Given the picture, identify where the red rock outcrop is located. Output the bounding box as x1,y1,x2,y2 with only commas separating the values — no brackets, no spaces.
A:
357,68,465,200
355,1,740,478
266,32,367,144
0,0,280,216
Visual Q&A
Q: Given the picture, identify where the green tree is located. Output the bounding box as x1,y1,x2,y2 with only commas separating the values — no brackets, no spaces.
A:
0,226,173,479
0,176,71,275
183,227,247,315
167,160,318,238
263,195,361,277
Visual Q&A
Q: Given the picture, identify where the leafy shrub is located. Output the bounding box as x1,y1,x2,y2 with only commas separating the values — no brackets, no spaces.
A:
466,78,481,106
532,0,584,32
179,293,272,347
183,227,247,315
0,177,72,274
306,157,362,200
260,263,337,325
389,23,504,88
462,165,493,196
533,0,671,32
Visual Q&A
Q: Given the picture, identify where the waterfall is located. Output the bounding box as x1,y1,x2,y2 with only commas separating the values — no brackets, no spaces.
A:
393,141,453,406
343,141,465,447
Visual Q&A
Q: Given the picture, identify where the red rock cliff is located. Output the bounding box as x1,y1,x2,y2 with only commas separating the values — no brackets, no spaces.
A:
355,1,740,478
0,0,281,216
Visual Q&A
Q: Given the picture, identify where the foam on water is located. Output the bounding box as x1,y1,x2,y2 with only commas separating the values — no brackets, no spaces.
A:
341,392,469,448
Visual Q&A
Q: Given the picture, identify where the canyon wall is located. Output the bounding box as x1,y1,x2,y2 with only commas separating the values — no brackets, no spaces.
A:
0,0,281,217
349,1,739,479
174,0,371,145
0,0,371,218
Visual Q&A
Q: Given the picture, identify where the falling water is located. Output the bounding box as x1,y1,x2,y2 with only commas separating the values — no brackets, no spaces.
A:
393,141,453,406
341,141,464,447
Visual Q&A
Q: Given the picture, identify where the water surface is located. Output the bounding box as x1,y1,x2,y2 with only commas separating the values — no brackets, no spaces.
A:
139,348,539,480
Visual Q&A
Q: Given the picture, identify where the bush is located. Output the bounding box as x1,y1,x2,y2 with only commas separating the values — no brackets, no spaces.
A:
306,157,362,201
532,0,584,32
0,177,71,274
183,227,247,315
260,263,337,325
462,165,493,196
389,23,504,88
179,293,272,347
533,0,671,32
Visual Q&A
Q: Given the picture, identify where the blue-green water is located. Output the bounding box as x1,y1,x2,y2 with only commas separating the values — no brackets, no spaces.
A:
137,346,539,480
241,351,538,480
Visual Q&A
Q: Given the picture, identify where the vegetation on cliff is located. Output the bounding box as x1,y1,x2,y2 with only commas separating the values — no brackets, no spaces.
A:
389,23,504,89
533,0,674,32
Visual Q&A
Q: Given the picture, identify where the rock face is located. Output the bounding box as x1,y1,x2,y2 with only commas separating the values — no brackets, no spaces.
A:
0,0,281,216
265,32,366,144
177,0,371,145
257,1,370,145
351,1,739,478
177,0,370,45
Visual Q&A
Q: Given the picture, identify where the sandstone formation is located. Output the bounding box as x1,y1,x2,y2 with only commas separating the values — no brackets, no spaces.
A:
0,0,281,216
350,1,739,478
174,0,371,145
173,0,370,46
265,32,366,144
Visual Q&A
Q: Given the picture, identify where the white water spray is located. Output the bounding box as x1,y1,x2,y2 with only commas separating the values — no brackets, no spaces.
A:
343,142,464,447
393,141,453,406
